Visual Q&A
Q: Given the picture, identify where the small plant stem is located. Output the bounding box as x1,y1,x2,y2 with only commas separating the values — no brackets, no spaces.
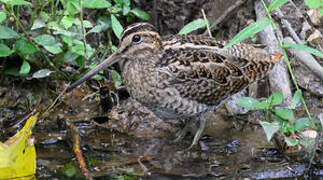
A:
260,0,313,127
79,0,88,62
30,0,40,29
7,5,69,80
201,9,212,38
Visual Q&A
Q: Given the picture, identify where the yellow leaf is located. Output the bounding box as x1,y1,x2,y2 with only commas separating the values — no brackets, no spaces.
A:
0,113,38,179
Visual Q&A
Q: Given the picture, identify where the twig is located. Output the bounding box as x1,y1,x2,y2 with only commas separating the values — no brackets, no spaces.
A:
274,9,302,44
201,9,212,38
137,156,151,176
67,122,93,180
43,82,70,116
203,0,244,35
284,37,323,80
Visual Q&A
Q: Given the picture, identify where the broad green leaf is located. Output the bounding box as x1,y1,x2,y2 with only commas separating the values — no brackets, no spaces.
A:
32,69,54,78
109,69,122,87
267,0,289,12
0,25,19,39
61,16,74,29
31,18,46,30
293,117,312,131
65,0,80,15
283,43,323,57
43,45,62,54
33,34,57,46
39,11,50,22
88,16,111,34
312,118,322,131
304,0,322,8
0,11,6,24
123,6,131,16
111,14,123,39
74,19,93,28
268,91,283,107
178,19,208,35
19,60,30,74
82,0,112,8
0,44,13,57
291,90,302,109
130,8,150,20
0,113,38,179
9,0,32,6
222,18,271,50
284,137,299,146
255,100,269,110
71,40,93,57
14,38,38,55
259,121,280,142
320,9,323,15
236,97,259,110
274,108,294,120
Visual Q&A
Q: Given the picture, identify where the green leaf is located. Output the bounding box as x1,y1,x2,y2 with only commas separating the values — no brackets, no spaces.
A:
178,19,208,35
82,0,111,8
222,18,271,50
312,118,322,131
236,97,260,110
33,34,62,54
291,90,302,109
284,137,299,146
61,16,74,29
293,117,312,131
14,38,38,55
320,9,323,15
19,60,30,74
88,15,111,34
39,11,50,22
109,69,122,87
268,91,283,107
0,11,6,24
9,0,32,6
283,43,323,58
304,0,322,9
259,121,280,142
256,100,270,110
31,18,46,30
0,25,19,39
33,34,57,46
130,8,150,20
32,69,54,78
74,19,93,28
274,108,294,120
267,0,288,12
111,14,123,39
44,45,62,54
0,43,13,57
65,0,80,15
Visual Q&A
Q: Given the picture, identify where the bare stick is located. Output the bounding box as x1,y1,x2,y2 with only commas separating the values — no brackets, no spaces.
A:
67,122,93,180
284,37,323,80
203,0,244,35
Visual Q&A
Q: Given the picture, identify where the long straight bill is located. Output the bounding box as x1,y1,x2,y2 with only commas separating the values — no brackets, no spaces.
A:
66,53,120,92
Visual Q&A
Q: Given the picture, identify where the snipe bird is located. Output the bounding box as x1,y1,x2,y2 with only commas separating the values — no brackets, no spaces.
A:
67,22,281,148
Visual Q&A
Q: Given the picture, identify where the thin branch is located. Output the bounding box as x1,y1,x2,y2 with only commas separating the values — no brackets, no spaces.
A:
79,0,88,62
67,122,93,180
203,0,244,35
284,37,323,80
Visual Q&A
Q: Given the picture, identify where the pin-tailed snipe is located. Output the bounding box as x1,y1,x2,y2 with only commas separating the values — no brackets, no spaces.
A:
67,22,281,148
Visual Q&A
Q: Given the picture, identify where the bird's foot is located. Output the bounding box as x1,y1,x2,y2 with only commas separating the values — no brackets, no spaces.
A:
186,116,207,150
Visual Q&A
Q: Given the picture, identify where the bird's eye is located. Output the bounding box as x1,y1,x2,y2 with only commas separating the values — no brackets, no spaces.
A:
132,34,141,43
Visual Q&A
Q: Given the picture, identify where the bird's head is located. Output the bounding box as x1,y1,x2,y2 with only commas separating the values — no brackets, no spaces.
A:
66,22,161,92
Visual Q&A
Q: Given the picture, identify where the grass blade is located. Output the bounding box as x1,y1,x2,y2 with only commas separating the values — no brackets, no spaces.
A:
222,18,271,50
283,43,323,58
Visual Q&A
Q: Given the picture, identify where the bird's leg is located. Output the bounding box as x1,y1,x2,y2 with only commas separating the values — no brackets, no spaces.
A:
173,118,195,143
187,114,206,150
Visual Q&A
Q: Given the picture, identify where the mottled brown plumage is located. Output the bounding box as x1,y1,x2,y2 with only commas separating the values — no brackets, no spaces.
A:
67,22,281,148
